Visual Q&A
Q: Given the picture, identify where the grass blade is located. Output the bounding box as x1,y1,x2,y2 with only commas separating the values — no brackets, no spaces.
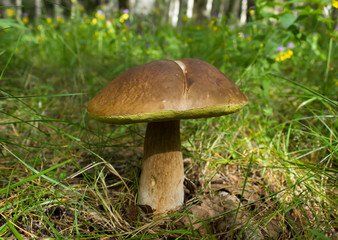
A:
269,72,338,107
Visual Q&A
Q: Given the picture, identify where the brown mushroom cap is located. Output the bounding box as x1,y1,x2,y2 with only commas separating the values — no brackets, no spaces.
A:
87,58,248,124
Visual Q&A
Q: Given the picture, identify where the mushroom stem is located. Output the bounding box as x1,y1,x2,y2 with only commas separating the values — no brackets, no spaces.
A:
138,120,184,215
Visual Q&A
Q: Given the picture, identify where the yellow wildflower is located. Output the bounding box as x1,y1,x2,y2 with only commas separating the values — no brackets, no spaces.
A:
333,0,338,8
249,9,255,16
196,25,201,31
92,18,98,25
275,46,293,62
121,13,129,20
57,16,64,24
46,17,52,24
6,8,15,17
182,15,188,22
78,4,85,12
105,20,112,27
23,16,29,24
37,35,44,44
95,10,105,20
119,13,129,23
287,49,293,56
209,20,215,27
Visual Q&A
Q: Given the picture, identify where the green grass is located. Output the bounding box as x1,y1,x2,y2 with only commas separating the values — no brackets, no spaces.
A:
1,0,337,239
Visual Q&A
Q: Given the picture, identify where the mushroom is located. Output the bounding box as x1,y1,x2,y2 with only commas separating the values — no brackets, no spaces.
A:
87,58,248,215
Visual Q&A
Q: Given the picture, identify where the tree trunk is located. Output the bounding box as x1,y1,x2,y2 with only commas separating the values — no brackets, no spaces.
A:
54,0,62,18
101,0,119,17
132,0,156,16
177,0,188,28
70,0,77,19
193,0,208,22
221,0,231,18
187,0,194,18
230,0,241,20
155,0,171,24
35,0,42,19
211,0,222,18
169,0,180,26
205,0,213,17
16,0,22,19
240,0,248,25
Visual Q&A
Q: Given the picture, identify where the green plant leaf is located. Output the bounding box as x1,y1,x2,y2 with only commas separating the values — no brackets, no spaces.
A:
6,220,23,240
0,19,26,30
279,13,297,28
307,228,331,240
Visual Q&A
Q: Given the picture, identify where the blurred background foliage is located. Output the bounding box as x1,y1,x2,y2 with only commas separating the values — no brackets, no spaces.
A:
1,0,337,95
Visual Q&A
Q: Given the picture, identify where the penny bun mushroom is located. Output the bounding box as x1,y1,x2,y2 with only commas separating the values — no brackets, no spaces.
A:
87,58,248,215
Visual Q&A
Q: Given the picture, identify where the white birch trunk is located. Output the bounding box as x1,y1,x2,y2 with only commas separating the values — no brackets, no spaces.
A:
35,0,42,19
71,0,77,19
205,0,213,17
102,0,119,16
240,0,248,25
186,0,194,18
131,0,156,16
169,0,180,26
16,0,22,18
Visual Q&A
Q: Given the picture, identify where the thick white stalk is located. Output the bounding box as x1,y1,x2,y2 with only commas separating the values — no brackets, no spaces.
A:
138,120,184,215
